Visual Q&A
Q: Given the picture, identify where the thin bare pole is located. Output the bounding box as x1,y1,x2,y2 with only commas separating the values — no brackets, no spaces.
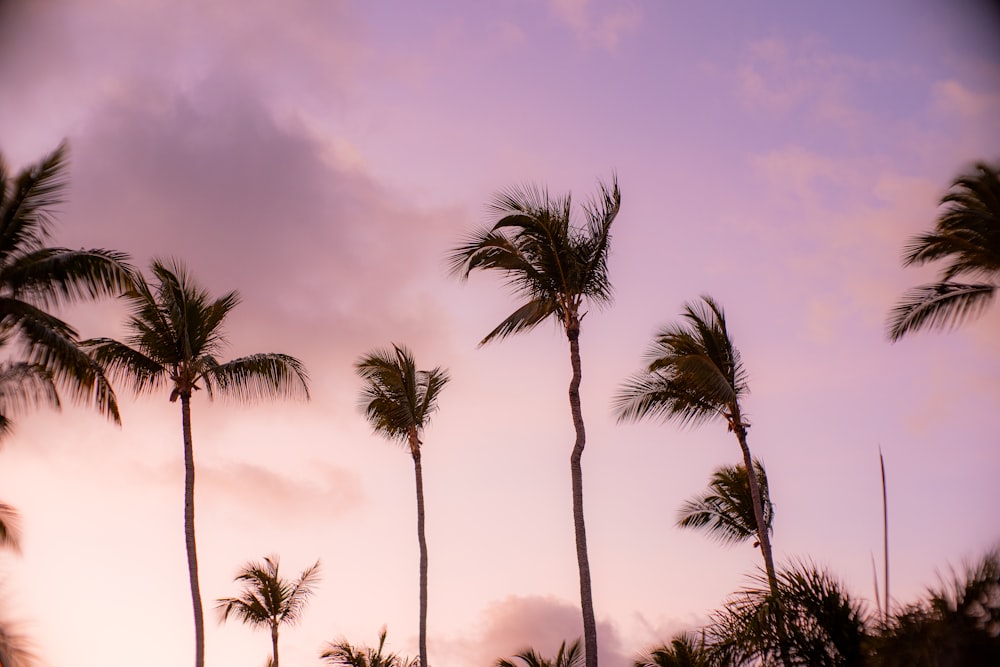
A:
880,447,889,623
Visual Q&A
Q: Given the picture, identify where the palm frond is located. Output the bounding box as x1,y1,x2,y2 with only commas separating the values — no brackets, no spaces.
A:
1,247,133,307
0,503,22,553
886,282,994,341
321,626,419,667
0,142,68,256
202,353,310,403
480,297,558,345
0,362,60,440
82,337,166,396
634,632,709,667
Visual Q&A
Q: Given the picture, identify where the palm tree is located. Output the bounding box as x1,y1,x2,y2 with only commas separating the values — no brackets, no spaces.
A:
449,176,620,667
83,259,310,667
497,639,585,667
0,141,131,431
217,555,320,667
869,549,1000,666
634,633,709,667
707,561,868,667
888,161,1000,341
320,626,419,667
613,295,790,666
676,459,773,549
355,344,449,667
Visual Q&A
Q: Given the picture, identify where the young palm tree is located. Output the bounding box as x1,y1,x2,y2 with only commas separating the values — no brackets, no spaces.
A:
0,141,132,430
355,344,449,667
449,177,620,667
320,626,419,667
634,633,709,667
497,639,584,667
83,259,310,667
217,555,320,667
888,161,1000,341
676,459,773,549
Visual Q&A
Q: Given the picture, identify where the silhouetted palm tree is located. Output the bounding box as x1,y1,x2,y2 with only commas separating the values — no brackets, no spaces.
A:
0,141,131,431
677,459,773,549
869,549,1000,666
83,259,310,667
613,296,779,596
634,633,709,667
450,177,620,667
355,344,449,667
888,161,1000,341
321,626,419,667
497,639,584,667
217,555,320,667
707,561,867,667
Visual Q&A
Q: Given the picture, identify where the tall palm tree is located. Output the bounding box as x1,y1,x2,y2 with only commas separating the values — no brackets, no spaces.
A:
0,141,131,430
634,633,709,667
613,295,790,667
888,161,1000,341
676,459,773,549
497,639,585,667
320,626,419,667
449,176,620,667
83,259,310,667
217,555,320,667
355,344,449,667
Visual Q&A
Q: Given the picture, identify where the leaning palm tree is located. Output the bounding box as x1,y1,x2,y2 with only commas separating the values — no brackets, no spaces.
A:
217,555,320,667
449,176,620,667
355,344,449,667
613,297,778,591
0,141,131,431
497,639,585,667
320,626,419,667
634,633,709,667
83,259,310,667
613,295,790,667
888,161,1000,341
677,459,773,549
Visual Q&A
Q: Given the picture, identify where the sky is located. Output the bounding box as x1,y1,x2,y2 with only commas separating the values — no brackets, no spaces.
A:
0,1,998,665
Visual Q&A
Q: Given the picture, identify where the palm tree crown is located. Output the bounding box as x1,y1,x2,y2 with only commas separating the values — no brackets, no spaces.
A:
320,626,419,667
634,633,709,667
217,555,320,667
888,161,1000,340
677,459,773,548
448,177,619,344
0,141,132,432
85,258,310,404
83,258,309,667
497,639,585,667
355,343,449,667
355,344,450,451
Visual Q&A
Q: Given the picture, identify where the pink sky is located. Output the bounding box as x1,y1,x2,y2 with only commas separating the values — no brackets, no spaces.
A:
1,1,999,665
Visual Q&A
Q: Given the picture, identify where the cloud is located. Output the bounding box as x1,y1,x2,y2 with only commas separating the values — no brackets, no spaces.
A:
547,0,641,51
931,79,1000,119
437,595,629,666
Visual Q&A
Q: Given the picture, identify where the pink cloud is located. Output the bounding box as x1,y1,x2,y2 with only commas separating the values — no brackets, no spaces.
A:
547,0,641,51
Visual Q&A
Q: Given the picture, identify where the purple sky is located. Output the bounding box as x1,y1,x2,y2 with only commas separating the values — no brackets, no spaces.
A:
1,1,999,665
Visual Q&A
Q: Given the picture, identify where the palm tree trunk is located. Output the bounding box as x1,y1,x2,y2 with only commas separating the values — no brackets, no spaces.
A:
271,623,280,667
566,324,598,667
732,420,791,667
181,395,205,667
410,434,428,667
